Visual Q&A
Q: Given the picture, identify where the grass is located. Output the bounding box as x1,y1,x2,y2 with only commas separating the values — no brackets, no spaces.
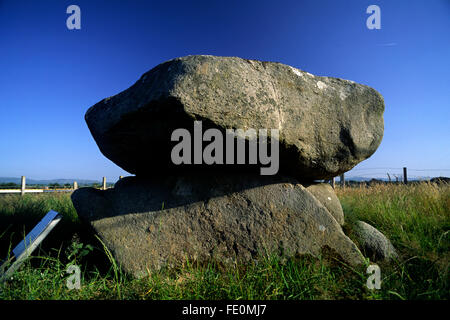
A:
0,182,448,300
337,182,450,300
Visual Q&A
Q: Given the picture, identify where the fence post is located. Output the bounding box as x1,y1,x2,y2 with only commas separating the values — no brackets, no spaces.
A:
102,177,107,190
403,167,408,184
73,181,78,190
21,176,26,196
340,173,345,188
331,177,335,189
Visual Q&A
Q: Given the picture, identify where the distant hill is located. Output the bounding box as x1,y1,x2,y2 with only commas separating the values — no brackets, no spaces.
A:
0,177,102,185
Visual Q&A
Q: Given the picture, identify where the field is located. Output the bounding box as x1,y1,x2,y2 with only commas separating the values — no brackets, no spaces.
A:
0,182,448,300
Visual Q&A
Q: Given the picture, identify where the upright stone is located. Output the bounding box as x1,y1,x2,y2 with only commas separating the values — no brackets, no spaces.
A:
305,183,345,226
71,173,365,277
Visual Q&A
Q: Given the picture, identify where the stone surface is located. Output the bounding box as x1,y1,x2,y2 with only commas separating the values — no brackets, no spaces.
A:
305,183,344,226
71,173,365,277
85,55,384,181
353,221,398,262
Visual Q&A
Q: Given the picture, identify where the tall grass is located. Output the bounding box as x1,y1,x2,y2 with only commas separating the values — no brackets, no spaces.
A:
0,193,80,259
337,182,449,299
0,183,448,300
337,182,449,257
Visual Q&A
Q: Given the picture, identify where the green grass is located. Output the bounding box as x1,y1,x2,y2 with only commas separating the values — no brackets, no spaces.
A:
0,182,448,300
337,182,450,300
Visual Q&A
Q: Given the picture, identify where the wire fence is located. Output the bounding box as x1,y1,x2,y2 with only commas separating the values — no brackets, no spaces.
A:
344,167,450,181
0,176,121,195
1,169,449,195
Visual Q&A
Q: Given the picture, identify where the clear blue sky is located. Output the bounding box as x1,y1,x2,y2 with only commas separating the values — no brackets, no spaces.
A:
0,0,449,181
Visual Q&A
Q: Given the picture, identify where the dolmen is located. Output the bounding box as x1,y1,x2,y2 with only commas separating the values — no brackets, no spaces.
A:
72,55,384,277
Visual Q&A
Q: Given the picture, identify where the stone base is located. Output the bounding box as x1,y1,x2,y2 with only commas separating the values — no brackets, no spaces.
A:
71,173,364,277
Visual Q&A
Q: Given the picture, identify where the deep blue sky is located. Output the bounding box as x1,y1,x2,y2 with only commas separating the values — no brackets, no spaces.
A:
0,0,449,181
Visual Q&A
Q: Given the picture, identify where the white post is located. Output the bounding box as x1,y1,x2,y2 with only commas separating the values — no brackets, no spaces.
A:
73,181,78,190
102,177,107,190
21,176,26,196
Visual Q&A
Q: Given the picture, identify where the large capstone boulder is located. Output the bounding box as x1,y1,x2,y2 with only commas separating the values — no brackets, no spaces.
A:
85,55,384,181
71,173,365,277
